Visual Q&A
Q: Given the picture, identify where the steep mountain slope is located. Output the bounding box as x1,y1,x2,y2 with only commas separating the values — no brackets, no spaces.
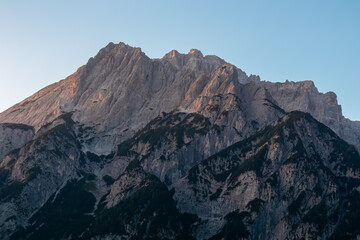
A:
0,42,359,239
4,111,359,239
0,123,34,160
1,42,357,155
173,111,360,239
0,114,82,237
0,43,246,155
258,80,360,152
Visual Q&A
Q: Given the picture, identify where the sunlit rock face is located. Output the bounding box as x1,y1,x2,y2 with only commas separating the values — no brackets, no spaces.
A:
0,42,358,154
0,43,248,155
0,42,359,240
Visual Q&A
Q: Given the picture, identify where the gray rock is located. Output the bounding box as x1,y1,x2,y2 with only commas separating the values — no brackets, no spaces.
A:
0,42,359,240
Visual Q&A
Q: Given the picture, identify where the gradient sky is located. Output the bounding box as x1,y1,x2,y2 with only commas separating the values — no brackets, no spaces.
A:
0,1,359,120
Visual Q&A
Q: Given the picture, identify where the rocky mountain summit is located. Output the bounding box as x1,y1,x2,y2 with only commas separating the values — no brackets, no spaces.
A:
0,42,359,239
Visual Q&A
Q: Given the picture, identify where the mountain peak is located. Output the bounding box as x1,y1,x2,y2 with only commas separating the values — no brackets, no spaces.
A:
99,41,143,56
0,41,359,154
1,41,360,239
188,48,203,57
163,49,182,61
168,49,180,58
85,41,145,70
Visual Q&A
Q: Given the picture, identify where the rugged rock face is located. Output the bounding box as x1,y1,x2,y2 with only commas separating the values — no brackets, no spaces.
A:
0,43,246,155
0,123,34,160
0,42,359,239
258,80,360,152
173,111,360,239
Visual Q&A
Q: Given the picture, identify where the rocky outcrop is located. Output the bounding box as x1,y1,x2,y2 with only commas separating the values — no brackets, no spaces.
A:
173,111,360,239
258,80,360,152
0,123,34,161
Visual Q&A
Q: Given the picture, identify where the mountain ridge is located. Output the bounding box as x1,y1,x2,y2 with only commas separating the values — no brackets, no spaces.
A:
0,42,359,239
0,42,358,155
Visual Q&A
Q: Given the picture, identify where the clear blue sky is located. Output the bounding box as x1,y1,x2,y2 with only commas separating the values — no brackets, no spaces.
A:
0,1,359,120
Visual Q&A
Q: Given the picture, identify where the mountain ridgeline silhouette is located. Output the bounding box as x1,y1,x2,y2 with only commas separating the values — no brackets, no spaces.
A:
0,42,359,239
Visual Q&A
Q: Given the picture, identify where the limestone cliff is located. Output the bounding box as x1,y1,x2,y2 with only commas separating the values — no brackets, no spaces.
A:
0,42,359,240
